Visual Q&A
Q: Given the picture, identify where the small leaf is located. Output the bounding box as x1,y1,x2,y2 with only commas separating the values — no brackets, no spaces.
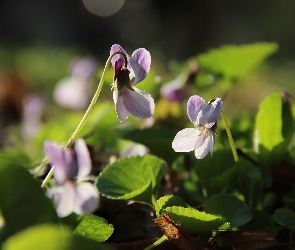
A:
2,224,112,250
74,214,113,242
0,161,58,242
197,42,278,79
164,206,229,233
272,208,295,230
155,195,190,217
96,155,166,206
204,194,252,228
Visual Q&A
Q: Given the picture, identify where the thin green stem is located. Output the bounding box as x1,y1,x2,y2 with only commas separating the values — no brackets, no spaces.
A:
221,110,249,204
41,51,127,188
221,110,239,163
144,235,168,250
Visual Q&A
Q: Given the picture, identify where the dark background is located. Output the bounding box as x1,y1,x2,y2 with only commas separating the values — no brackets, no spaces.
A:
1,0,295,62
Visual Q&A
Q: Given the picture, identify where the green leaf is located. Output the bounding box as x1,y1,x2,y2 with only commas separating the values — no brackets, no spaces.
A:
0,161,58,242
204,194,252,228
121,128,178,164
96,155,166,206
74,214,113,242
254,92,288,172
272,209,295,231
197,42,278,79
155,195,190,217
2,224,112,250
164,206,229,233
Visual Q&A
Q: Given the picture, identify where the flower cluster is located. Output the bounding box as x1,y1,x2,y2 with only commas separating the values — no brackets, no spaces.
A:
172,95,223,159
44,138,98,217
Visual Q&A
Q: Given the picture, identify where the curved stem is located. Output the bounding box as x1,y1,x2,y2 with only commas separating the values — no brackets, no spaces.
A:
41,51,127,188
221,110,249,204
144,235,168,250
221,110,239,163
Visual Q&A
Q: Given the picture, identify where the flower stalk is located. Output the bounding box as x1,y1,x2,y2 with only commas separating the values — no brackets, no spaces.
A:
41,51,128,188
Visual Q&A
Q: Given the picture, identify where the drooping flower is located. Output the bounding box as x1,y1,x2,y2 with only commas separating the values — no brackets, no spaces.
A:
110,44,155,121
44,138,99,217
172,95,223,159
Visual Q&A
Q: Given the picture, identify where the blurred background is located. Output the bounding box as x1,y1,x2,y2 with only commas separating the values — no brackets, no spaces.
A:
0,0,295,151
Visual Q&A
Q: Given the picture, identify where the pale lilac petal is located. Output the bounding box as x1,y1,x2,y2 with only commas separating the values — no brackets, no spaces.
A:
197,98,223,128
44,141,67,184
129,48,151,85
187,95,207,124
53,181,76,217
75,138,91,179
194,133,212,159
110,44,129,68
113,89,130,121
122,87,155,119
208,132,215,155
73,182,99,215
172,128,202,152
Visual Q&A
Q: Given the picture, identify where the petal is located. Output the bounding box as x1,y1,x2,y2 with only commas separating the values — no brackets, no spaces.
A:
172,128,202,152
110,44,129,69
114,58,123,80
53,181,76,217
129,48,151,84
75,138,91,179
194,132,212,159
187,95,207,124
73,182,99,215
44,141,67,184
197,97,223,128
122,87,155,119
113,89,130,121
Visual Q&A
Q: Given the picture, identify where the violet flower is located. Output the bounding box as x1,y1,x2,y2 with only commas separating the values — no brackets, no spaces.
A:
172,95,223,159
110,44,155,121
44,138,99,217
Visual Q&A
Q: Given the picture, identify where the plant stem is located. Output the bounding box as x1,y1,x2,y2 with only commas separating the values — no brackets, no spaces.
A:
221,110,249,204
41,51,127,188
144,235,168,250
221,110,239,163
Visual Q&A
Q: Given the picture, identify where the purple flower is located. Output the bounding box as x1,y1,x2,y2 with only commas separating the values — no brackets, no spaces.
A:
110,44,155,121
172,95,223,159
44,138,99,217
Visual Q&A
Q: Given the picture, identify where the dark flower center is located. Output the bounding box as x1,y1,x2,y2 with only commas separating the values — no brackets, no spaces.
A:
115,67,134,91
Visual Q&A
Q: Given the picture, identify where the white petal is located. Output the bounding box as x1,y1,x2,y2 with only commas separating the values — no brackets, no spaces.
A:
53,182,76,217
122,87,155,119
75,138,91,179
172,128,201,152
113,89,130,121
194,132,212,159
73,182,99,215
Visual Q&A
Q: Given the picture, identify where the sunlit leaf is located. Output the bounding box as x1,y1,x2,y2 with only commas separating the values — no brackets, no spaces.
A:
204,194,252,228
2,224,112,250
155,195,190,217
74,214,113,242
164,206,230,233
197,42,278,79
0,161,58,241
96,155,166,206
254,92,289,172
